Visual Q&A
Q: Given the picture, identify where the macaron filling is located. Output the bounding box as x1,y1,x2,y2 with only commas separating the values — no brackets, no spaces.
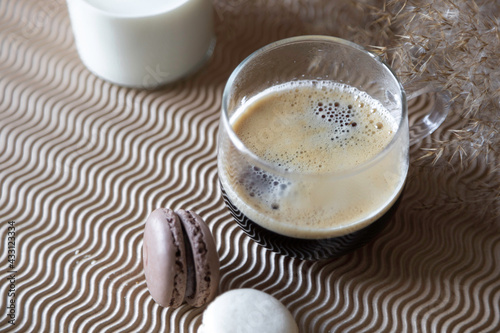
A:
177,210,216,307
165,214,186,307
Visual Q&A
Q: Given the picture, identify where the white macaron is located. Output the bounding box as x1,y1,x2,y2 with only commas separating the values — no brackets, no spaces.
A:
199,288,298,333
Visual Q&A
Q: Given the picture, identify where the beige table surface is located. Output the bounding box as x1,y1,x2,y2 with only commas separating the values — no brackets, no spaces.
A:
1,1,499,332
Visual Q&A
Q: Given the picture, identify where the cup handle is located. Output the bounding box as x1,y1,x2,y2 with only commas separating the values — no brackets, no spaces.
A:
405,81,451,145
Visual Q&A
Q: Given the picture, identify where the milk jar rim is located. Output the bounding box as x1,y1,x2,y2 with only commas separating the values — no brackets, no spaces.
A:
73,0,192,18
221,35,408,181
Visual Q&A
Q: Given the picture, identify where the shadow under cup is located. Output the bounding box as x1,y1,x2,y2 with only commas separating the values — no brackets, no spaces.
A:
217,36,409,260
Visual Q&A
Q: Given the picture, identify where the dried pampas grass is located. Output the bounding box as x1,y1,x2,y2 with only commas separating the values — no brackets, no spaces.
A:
366,0,499,165
296,0,499,165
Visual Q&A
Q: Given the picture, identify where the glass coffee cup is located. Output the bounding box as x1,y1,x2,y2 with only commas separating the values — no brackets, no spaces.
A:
217,36,445,260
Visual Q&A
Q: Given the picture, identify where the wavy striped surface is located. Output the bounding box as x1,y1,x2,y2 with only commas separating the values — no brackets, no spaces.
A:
1,1,499,332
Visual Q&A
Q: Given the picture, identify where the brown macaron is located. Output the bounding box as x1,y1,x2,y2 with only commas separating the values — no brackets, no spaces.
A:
143,208,220,308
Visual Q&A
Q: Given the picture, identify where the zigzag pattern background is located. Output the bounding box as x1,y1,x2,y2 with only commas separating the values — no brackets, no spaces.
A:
0,1,499,332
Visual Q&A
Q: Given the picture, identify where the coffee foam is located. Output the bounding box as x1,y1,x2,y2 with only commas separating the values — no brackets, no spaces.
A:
220,80,408,238
233,81,397,174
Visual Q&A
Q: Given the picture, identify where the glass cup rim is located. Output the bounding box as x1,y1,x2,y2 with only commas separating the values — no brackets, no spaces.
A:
221,35,408,180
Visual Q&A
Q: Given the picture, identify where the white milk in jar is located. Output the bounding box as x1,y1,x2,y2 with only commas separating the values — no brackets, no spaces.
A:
66,0,215,88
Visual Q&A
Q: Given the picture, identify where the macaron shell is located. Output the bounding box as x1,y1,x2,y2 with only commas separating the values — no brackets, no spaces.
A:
143,208,187,308
176,209,220,307
200,289,299,333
